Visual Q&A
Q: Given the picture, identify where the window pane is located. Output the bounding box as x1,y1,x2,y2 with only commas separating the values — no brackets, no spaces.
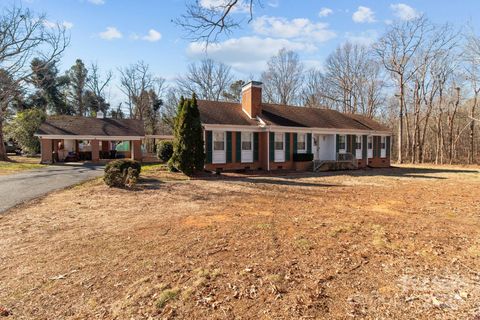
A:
368,137,373,149
297,134,306,150
241,132,252,150
339,135,346,150
356,135,362,149
242,141,252,150
213,132,225,150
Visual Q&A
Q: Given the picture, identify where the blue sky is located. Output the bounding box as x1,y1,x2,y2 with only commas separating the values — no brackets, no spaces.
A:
6,0,480,103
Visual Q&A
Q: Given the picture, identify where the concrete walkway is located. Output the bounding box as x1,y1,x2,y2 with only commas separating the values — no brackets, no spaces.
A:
0,163,104,213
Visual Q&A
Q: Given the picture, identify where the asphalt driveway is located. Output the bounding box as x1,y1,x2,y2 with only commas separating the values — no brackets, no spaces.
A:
0,163,104,213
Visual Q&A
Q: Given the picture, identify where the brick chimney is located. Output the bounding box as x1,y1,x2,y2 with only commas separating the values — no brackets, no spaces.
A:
241,81,262,118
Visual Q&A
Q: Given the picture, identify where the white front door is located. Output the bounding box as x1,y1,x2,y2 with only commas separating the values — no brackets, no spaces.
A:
212,131,226,164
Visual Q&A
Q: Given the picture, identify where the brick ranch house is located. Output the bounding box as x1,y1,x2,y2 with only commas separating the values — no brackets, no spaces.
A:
35,81,391,171
198,81,392,172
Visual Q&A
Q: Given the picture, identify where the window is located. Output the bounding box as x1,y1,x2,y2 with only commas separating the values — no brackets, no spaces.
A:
241,132,252,150
275,133,284,150
356,135,362,150
297,133,306,151
367,136,373,149
213,132,225,150
338,135,346,150
381,136,386,149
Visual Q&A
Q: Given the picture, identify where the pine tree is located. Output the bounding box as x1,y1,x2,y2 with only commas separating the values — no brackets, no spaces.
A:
169,93,204,175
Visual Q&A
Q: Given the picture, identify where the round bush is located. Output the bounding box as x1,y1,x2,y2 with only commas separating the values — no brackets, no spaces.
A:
104,159,141,188
157,140,173,162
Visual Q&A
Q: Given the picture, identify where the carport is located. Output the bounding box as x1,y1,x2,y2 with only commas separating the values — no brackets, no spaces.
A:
34,115,145,164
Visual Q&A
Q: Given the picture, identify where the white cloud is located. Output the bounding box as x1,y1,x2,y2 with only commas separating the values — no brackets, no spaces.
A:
43,20,74,29
390,3,419,21
142,29,162,42
199,0,250,12
352,6,375,23
62,21,74,29
345,30,379,46
99,27,122,40
318,7,333,17
187,36,317,73
88,0,105,4
252,16,336,42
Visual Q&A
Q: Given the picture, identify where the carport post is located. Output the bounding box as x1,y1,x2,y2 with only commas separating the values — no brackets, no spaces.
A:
91,139,100,162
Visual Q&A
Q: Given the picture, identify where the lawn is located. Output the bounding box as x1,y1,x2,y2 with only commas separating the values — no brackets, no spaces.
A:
0,165,479,319
0,155,44,175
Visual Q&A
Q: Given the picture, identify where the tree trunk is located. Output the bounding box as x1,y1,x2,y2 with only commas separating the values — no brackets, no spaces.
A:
470,94,477,164
398,80,404,164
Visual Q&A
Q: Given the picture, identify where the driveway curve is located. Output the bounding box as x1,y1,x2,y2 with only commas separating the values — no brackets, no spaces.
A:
0,163,104,213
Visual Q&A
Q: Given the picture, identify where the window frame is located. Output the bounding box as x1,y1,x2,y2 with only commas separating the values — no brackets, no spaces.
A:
274,132,284,151
338,135,346,152
213,131,226,151
241,132,253,151
296,133,307,153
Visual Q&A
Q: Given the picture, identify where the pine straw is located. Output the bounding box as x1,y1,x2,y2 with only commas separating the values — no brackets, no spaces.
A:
0,165,479,319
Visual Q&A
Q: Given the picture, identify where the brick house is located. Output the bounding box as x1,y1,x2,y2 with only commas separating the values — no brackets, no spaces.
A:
199,81,392,172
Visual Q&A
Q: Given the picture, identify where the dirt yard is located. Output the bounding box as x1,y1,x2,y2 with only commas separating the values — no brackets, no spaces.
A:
0,165,479,319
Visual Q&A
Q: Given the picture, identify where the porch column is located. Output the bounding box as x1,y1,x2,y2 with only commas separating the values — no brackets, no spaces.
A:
132,140,142,162
91,139,100,162
40,138,53,164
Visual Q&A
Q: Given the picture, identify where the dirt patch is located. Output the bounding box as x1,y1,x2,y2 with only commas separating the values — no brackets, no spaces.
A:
0,165,479,319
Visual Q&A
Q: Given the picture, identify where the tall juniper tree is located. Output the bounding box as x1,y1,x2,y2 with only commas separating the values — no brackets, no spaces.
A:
169,93,204,175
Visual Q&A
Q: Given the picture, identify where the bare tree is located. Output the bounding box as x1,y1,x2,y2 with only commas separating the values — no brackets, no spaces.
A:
464,30,480,164
0,5,69,160
176,58,233,101
175,0,257,45
261,48,304,105
374,16,429,163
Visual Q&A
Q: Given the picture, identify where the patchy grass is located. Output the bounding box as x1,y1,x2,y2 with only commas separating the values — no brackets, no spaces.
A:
0,156,44,175
156,288,180,309
0,165,480,319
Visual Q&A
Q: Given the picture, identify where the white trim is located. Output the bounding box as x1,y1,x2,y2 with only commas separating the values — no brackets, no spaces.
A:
34,134,144,140
267,125,391,135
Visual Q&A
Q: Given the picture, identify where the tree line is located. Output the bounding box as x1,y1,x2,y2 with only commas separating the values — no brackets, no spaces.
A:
1,4,479,164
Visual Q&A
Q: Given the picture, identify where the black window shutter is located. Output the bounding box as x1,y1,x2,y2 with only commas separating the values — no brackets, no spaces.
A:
206,131,212,164
226,131,232,163
253,132,259,162
307,133,312,154
269,132,274,162
235,131,241,162
336,134,340,154
386,136,391,158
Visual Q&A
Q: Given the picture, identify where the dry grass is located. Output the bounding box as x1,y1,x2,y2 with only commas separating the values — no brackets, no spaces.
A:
0,155,44,175
0,165,479,319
